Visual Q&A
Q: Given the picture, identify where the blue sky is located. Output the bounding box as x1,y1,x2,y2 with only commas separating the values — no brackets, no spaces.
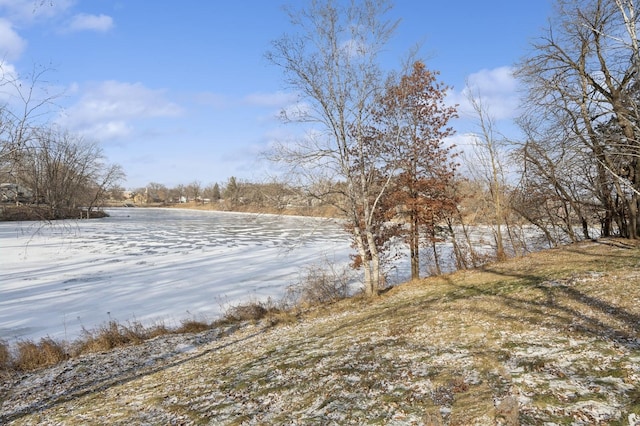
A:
0,0,553,189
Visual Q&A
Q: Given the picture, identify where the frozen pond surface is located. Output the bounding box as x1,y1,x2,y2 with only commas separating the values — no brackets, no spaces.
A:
0,208,353,342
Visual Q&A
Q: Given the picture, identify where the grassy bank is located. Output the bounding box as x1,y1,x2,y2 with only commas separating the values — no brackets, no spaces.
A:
2,239,640,424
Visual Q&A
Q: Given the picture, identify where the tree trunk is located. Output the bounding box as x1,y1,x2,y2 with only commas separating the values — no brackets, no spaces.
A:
447,217,467,270
353,225,375,297
430,239,442,276
582,217,591,240
365,227,382,295
410,213,419,279
456,206,479,268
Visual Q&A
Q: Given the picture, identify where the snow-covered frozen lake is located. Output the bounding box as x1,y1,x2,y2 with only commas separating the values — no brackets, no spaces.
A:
0,208,354,343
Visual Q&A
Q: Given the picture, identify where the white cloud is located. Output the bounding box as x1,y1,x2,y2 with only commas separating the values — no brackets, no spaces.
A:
0,61,17,79
449,66,520,121
0,18,27,61
243,91,304,125
86,120,133,140
58,81,183,141
243,91,297,108
467,66,517,94
192,92,228,108
0,61,19,103
67,13,113,33
445,132,481,154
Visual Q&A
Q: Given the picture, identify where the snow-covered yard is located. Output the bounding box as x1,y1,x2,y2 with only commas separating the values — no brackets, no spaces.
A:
0,208,353,342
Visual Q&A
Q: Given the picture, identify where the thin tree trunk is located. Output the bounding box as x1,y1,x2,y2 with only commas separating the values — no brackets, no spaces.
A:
456,206,479,268
430,238,441,276
410,213,419,279
365,228,382,295
447,217,467,270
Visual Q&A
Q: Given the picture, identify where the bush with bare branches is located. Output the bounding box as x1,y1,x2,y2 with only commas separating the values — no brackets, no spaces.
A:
284,262,354,308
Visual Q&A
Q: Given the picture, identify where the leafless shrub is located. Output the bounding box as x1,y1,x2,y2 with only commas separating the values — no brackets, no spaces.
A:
223,301,270,322
14,338,68,371
0,313,250,374
221,296,287,324
175,319,211,334
284,262,354,308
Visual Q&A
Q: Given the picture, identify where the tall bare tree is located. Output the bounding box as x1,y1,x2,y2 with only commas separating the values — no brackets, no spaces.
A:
147,182,169,203
0,64,59,182
464,91,510,259
516,0,640,238
266,0,399,296
186,180,202,202
84,162,125,212
17,127,123,218
513,115,594,243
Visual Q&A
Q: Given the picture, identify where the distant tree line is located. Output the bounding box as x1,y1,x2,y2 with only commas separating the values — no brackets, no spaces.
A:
120,178,312,212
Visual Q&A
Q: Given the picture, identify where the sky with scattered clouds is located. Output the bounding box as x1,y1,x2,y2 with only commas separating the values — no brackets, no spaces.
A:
0,0,553,189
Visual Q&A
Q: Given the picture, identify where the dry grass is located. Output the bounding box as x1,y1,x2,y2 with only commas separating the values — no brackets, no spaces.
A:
0,340,11,372
174,319,211,334
221,300,279,323
72,321,150,354
13,338,68,372
1,320,215,374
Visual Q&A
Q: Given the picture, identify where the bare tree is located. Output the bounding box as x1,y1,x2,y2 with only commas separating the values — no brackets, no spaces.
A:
513,115,595,243
18,127,123,218
107,185,126,202
266,0,399,296
84,163,125,213
464,91,512,259
516,0,640,238
167,184,185,203
147,182,169,203
186,180,202,202
0,64,124,218
0,64,60,183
